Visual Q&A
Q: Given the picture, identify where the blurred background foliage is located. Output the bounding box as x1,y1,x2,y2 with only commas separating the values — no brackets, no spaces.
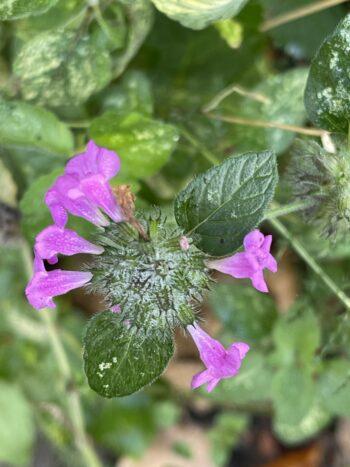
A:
1,0,350,466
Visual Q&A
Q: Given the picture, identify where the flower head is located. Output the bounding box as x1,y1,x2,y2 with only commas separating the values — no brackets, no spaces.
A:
207,230,277,293
188,323,249,392
25,251,92,309
25,140,123,310
45,140,124,228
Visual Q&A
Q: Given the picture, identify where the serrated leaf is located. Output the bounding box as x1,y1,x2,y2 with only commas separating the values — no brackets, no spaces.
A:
0,382,34,465
223,68,308,155
273,399,331,445
0,0,57,20
304,14,350,133
0,99,73,154
318,359,350,417
210,283,277,343
272,365,316,425
14,30,112,107
83,311,174,398
90,111,179,180
273,307,321,366
150,0,248,30
174,150,277,256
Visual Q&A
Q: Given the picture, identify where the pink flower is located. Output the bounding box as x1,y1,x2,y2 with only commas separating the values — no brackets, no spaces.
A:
179,235,190,251
187,323,249,392
207,230,277,293
25,251,92,310
35,225,104,265
45,140,124,228
25,140,123,311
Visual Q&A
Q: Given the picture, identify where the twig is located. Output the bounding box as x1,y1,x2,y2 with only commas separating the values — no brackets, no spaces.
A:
21,243,102,467
205,112,328,137
261,0,349,32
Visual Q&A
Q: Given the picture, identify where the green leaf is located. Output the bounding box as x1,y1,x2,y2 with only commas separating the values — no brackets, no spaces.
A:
273,399,331,445
261,0,344,60
83,311,175,397
90,111,179,180
209,413,248,466
0,160,17,206
272,365,316,425
210,283,277,343
304,14,350,133
101,70,153,116
91,3,127,52
0,99,73,155
113,0,153,79
223,68,308,155
14,30,112,107
0,0,57,20
318,359,350,417
150,0,248,30
174,150,277,256
273,307,321,366
0,381,34,465
214,18,243,49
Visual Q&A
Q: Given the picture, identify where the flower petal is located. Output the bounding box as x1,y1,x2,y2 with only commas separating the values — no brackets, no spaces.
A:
206,378,221,392
251,270,268,293
80,175,124,223
207,252,256,279
243,229,265,250
26,269,92,310
65,140,120,180
264,253,278,273
262,234,273,252
35,225,104,260
187,323,226,369
229,342,250,359
45,189,69,229
191,369,213,389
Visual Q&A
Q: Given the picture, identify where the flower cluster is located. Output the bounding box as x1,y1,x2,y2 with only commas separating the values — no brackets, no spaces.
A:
25,140,277,394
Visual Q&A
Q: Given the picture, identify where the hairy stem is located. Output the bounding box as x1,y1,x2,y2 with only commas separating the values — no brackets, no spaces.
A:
21,243,102,467
261,0,349,32
269,218,350,311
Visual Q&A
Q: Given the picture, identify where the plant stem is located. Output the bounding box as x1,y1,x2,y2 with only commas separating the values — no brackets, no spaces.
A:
205,112,327,136
21,243,102,467
265,200,312,219
202,84,270,113
261,0,349,32
269,218,350,311
179,126,220,165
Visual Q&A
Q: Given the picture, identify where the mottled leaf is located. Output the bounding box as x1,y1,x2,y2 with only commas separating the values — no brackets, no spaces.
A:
304,14,350,133
0,0,57,20
90,111,179,179
150,0,248,30
83,311,174,397
14,30,112,107
174,150,277,256
222,68,308,155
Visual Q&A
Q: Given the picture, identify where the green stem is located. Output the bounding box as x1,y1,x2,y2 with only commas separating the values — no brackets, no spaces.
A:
179,126,220,165
265,200,311,219
21,243,102,467
269,218,350,311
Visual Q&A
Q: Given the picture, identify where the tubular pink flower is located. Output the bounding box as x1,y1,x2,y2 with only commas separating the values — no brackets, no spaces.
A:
187,323,249,392
45,140,124,228
25,251,92,310
207,230,277,293
35,225,104,264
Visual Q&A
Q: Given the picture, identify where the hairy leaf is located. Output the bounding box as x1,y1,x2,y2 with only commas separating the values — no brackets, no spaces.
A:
304,14,350,133
14,30,112,107
174,150,277,256
90,111,179,179
0,0,57,20
83,311,174,397
150,0,248,30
